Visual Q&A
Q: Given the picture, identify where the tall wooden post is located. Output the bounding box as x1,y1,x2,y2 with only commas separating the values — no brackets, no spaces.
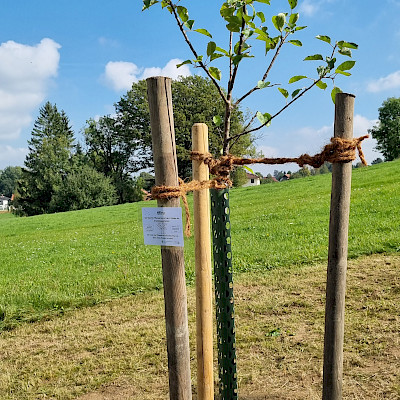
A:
147,76,192,400
192,123,214,400
323,92,355,400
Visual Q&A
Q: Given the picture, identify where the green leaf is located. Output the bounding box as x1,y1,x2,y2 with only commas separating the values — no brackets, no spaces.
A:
289,13,299,25
331,87,343,103
272,13,286,32
242,28,254,39
295,25,307,31
213,115,223,127
216,46,229,56
257,80,270,89
288,75,307,84
209,66,221,81
288,0,297,9
220,3,234,19
254,27,269,41
242,13,253,24
317,65,329,77
176,59,192,68
336,60,356,71
288,39,302,47
194,28,212,38
243,165,255,174
337,41,358,49
269,36,280,50
210,53,224,61
184,20,194,30
304,54,323,61
291,88,302,98
207,41,216,57
255,0,271,4
142,0,158,10
316,35,331,44
278,87,289,98
256,111,272,126
225,15,242,32
234,41,250,54
338,48,352,57
316,80,328,90
226,23,241,32
176,6,189,23
335,70,351,77
232,54,244,66
256,11,266,23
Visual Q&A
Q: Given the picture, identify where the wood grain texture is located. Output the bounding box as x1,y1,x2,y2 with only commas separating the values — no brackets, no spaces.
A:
192,123,214,400
323,93,355,400
147,76,192,400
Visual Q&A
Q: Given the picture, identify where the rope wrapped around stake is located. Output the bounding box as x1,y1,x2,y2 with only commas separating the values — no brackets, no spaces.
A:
151,135,369,237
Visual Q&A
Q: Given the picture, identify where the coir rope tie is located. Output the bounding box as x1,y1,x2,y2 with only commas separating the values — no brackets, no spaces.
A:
151,135,369,237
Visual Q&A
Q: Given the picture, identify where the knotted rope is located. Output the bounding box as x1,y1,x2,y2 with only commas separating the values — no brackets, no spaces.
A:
151,135,369,237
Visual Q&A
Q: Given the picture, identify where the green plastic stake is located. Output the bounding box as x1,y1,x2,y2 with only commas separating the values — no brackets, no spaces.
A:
211,188,238,400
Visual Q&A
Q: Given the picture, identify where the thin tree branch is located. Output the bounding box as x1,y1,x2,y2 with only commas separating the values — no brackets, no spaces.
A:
223,5,247,154
242,111,258,132
234,31,290,106
229,31,233,89
168,1,228,105
229,76,326,141
228,6,246,98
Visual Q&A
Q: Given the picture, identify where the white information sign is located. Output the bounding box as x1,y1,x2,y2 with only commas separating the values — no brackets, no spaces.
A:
142,207,184,247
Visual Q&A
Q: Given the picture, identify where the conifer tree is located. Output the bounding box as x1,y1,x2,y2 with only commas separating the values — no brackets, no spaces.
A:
16,102,74,215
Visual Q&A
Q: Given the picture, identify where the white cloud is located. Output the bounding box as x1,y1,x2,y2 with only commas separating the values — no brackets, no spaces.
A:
103,58,191,92
353,114,377,135
299,0,336,17
0,38,61,140
294,115,381,163
98,37,120,48
0,145,28,169
140,59,191,81
299,0,319,16
254,114,382,176
103,61,141,91
257,145,279,158
366,70,400,93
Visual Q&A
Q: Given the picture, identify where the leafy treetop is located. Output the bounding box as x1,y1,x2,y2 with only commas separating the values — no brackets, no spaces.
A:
369,97,400,161
143,0,357,155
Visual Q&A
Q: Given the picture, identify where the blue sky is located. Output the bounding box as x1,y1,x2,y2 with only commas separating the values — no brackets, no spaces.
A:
1,0,400,175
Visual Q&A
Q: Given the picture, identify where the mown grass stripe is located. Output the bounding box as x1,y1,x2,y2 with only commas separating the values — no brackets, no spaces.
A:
0,160,399,330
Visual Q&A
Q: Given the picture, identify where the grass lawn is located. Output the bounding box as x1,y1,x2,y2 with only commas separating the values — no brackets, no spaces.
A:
0,159,399,331
0,253,398,399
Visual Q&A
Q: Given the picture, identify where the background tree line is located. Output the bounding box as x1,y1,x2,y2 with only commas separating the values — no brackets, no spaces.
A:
2,86,398,215
9,75,257,216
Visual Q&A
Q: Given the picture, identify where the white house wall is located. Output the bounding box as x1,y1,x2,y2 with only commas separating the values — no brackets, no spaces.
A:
242,178,260,187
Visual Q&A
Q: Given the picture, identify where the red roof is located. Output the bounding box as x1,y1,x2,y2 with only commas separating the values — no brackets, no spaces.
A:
245,172,260,179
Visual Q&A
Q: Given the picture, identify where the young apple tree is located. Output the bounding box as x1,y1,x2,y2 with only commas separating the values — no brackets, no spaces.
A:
143,0,357,155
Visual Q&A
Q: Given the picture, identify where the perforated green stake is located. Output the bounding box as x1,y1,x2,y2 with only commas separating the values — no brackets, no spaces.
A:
210,188,238,400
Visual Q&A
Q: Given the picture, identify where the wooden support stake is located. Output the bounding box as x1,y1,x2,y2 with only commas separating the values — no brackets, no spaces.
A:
323,92,355,400
192,123,214,400
147,76,192,400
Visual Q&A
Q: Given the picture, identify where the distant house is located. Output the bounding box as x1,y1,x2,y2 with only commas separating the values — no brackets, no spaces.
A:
262,176,278,183
243,173,261,187
0,195,10,211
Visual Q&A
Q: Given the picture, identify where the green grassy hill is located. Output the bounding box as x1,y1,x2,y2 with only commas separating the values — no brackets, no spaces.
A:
0,159,399,330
